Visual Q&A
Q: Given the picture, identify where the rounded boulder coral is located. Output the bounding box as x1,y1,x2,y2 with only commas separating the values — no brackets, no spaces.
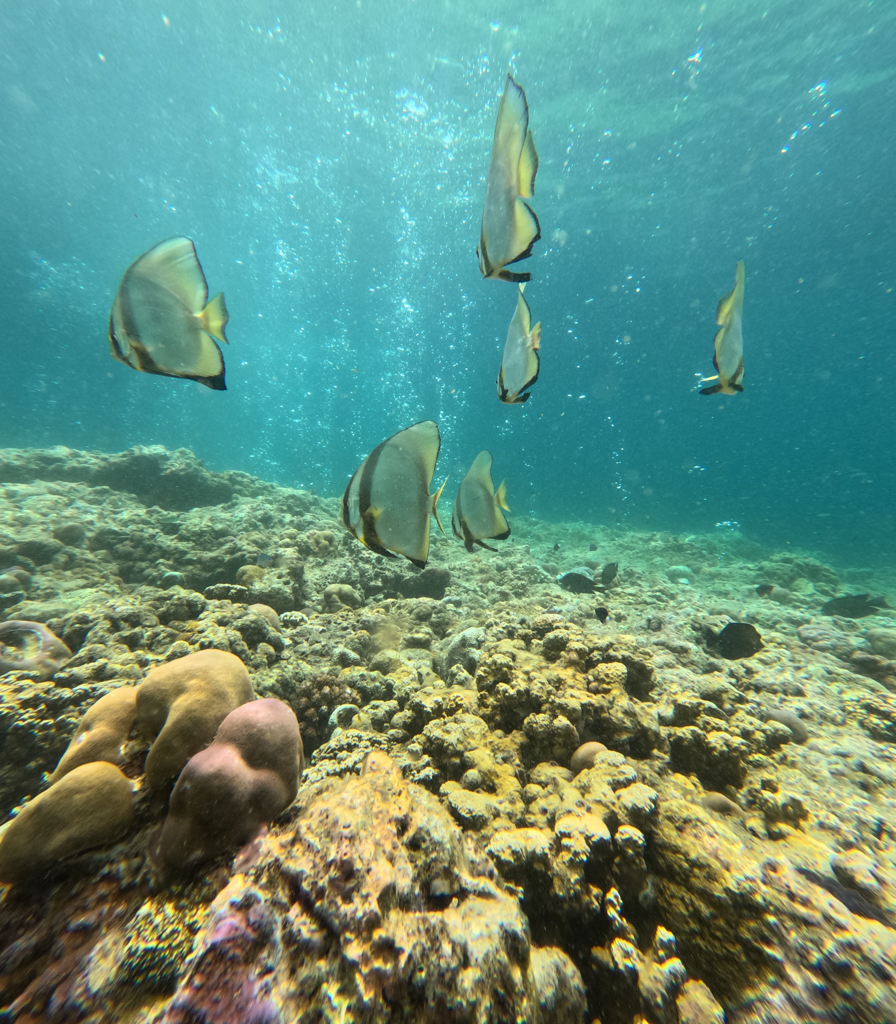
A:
49,685,138,783
153,698,303,872
136,649,254,790
0,761,134,885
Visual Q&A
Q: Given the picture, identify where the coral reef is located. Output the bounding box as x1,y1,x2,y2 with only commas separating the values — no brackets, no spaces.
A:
1,445,896,1024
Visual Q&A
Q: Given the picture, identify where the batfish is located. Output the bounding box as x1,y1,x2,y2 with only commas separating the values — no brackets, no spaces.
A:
109,237,230,390
497,284,542,404
700,259,745,396
341,420,447,569
477,74,540,282
451,451,511,552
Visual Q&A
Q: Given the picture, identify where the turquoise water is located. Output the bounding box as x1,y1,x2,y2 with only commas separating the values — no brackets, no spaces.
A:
1,0,894,561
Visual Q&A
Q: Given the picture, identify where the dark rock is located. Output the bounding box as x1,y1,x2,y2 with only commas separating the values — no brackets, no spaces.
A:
51,522,86,547
386,567,451,600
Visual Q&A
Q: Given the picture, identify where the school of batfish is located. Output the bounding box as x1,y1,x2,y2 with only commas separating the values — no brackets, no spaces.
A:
107,74,746,568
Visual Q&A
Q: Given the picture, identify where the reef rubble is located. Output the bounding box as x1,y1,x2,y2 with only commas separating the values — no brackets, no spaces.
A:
1,445,895,1024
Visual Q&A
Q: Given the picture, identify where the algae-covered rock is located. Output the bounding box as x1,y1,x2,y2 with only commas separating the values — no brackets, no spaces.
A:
0,761,133,885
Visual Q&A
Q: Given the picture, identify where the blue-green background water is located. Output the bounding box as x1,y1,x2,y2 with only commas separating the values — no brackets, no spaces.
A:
1,0,894,562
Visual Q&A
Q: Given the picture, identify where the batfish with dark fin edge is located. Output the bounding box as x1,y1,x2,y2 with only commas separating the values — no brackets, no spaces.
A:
498,283,542,404
700,259,745,396
477,74,540,283
451,451,511,553
341,420,447,569
109,236,230,390
822,594,892,619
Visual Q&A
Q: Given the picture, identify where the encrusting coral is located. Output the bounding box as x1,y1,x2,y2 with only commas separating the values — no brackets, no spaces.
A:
153,697,303,872
136,648,254,789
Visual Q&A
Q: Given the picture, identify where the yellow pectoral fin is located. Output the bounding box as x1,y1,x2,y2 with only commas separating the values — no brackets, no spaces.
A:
518,129,538,198
200,292,230,344
431,476,448,535
495,480,510,512
529,321,542,351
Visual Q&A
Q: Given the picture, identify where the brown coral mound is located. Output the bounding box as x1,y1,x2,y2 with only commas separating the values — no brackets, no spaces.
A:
48,685,138,783
154,698,303,872
0,761,134,885
136,649,254,789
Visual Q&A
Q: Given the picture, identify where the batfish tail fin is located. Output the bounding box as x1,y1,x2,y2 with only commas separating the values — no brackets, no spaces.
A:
200,292,230,344
495,480,510,512
431,476,448,534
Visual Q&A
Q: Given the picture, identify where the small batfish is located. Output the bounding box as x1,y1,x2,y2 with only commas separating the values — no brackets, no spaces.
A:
498,284,542,404
477,74,540,282
451,451,511,553
707,622,764,659
109,237,230,390
341,420,447,569
700,259,745,396
822,594,892,619
601,562,619,586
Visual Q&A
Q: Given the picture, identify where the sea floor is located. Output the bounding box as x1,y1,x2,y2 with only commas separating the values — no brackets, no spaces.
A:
1,444,895,1024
